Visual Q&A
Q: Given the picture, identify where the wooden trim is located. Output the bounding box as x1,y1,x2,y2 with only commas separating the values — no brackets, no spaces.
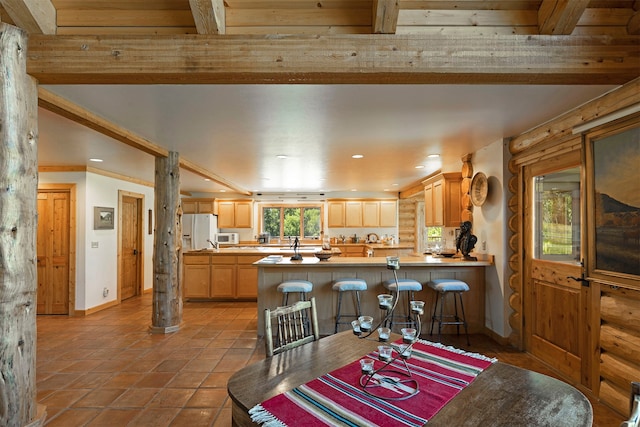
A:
27,34,640,85
74,299,119,316
189,0,225,34
37,183,77,317
0,0,56,34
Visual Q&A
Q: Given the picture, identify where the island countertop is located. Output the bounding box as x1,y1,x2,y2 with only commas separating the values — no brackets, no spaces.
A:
254,253,493,267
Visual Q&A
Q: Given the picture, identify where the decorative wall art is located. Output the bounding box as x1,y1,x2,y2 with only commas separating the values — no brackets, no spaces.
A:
589,125,640,278
94,206,115,230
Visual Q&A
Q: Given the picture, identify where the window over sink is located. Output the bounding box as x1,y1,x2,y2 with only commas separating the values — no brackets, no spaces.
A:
261,204,323,242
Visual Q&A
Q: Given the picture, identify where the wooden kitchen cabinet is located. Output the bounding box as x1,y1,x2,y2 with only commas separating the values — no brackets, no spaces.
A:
182,198,216,214
327,201,345,227
333,244,366,257
183,254,211,298
423,172,462,227
183,253,259,300
216,200,253,228
327,199,397,228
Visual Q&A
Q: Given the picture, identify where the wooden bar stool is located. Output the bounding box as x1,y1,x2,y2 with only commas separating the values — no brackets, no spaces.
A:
428,279,470,345
382,278,422,332
277,280,313,305
332,278,367,333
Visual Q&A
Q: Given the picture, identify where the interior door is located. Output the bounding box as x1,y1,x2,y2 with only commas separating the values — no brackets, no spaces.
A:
523,151,589,384
121,195,141,300
37,191,70,314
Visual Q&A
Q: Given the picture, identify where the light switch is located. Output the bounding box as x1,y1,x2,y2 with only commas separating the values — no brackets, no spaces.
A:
91,241,99,248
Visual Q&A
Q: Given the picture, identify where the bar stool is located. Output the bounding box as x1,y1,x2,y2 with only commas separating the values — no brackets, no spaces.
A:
382,278,422,332
277,280,313,305
428,279,470,345
332,278,367,334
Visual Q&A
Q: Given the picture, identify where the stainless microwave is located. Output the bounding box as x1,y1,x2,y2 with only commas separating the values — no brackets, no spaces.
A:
214,233,239,245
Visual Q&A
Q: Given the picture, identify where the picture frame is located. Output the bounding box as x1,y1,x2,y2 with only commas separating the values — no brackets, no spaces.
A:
94,206,115,230
586,120,640,282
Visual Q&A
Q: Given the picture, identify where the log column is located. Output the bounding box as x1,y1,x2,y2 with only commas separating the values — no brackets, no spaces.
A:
0,24,41,426
151,151,183,333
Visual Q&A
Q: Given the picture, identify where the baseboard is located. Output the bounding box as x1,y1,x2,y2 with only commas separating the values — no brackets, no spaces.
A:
483,327,510,346
74,299,119,316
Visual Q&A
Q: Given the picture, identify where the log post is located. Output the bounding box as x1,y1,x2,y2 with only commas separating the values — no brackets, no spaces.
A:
0,23,41,427
150,151,183,333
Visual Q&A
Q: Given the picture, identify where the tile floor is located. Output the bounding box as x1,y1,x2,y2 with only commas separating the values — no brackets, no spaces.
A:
36,294,624,426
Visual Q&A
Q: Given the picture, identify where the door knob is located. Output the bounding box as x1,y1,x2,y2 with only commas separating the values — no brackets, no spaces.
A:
133,249,138,255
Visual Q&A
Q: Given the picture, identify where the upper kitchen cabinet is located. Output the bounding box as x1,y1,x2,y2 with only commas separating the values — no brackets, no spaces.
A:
327,199,397,228
423,172,462,227
216,200,253,228
182,198,216,214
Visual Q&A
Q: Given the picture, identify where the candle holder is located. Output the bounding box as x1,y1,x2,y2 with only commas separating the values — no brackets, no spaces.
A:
352,257,424,400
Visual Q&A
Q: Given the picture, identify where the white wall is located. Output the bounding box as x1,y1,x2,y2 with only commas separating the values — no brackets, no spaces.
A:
39,171,155,311
468,138,512,338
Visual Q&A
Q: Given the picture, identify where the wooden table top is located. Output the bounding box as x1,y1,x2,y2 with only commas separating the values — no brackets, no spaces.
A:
227,332,593,427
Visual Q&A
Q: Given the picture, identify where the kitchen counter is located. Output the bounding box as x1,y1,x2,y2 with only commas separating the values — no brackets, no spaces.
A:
255,254,493,336
186,246,342,255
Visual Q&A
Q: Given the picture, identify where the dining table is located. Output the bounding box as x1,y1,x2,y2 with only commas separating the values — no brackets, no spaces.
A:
227,331,593,426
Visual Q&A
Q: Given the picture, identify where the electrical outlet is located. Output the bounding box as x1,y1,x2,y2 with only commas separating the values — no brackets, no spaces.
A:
91,241,99,248
103,288,109,297
482,241,487,251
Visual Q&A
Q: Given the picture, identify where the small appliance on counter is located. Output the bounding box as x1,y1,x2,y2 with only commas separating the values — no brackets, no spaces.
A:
214,232,239,245
258,233,270,244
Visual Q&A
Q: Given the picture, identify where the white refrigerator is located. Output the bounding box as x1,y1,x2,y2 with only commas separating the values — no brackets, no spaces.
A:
182,213,218,250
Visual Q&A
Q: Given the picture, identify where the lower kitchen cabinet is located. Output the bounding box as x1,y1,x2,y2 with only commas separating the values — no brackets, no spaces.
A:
333,244,366,257
183,253,259,300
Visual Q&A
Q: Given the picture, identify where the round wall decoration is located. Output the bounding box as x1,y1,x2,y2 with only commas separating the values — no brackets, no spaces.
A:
470,172,488,206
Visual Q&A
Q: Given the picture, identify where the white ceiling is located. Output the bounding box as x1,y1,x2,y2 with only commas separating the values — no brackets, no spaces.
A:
38,84,616,196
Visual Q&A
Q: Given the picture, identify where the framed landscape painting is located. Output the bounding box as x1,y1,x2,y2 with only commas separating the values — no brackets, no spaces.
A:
94,206,115,230
589,123,640,279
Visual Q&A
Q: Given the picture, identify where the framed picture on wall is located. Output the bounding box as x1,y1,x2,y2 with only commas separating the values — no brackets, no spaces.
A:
587,118,640,281
94,206,115,230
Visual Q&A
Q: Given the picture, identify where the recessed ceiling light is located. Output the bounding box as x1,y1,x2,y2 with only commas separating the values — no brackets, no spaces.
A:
415,165,425,169
392,183,399,186
89,158,103,162
204,178,211,181
352,154,364,159
219,189,226,192
351,189,357,191
427,154,440,158
276,155,288,159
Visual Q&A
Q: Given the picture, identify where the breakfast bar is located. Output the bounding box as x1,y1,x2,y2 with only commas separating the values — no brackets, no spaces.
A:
255,254,494,337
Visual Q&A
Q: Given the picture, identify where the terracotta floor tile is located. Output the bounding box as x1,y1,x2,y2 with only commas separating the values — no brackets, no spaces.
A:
72,388,126,408
127,407,180,427
134,372,176,388
40,389,90,408
185,388,229,408
67,372,113,389
165,371,208,388
44,408,101,427
148,388,196,408
181,358,217,373
85,408,140,426
200,372,233,388
212,407,232,427
169,408,217,427
154,359,190,373
100,372,145,389
110,387,160,408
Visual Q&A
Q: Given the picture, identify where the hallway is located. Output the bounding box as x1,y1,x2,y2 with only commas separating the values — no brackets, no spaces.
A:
36,294,624,426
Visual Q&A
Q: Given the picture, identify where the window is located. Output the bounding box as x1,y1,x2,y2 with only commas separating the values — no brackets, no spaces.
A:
261,204,322,241
533,167,581,262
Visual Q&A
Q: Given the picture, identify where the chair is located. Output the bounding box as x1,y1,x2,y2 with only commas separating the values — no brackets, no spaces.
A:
428,279,470,345
382,278,422,332
332,278,367,333
621,381,640,427
264,297,319,357
277,279,313,305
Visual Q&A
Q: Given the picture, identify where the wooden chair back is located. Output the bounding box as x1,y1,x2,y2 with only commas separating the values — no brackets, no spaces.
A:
264,297,319,357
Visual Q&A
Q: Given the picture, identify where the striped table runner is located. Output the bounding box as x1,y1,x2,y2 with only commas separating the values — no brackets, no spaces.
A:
250,339,497,427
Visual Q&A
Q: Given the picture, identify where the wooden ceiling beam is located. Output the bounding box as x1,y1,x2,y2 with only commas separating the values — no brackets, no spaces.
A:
27,34,640,85
37,87,250,194
372,0,399,34
0,0,55,34
538,0,590,35
189,0,225,35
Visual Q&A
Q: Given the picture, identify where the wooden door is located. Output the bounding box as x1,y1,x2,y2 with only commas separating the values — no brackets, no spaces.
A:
37,191,70,314
120,195,142,300
523,151,589,384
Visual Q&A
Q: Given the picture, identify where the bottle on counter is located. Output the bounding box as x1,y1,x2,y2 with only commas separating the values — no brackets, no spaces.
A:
322,236,331,250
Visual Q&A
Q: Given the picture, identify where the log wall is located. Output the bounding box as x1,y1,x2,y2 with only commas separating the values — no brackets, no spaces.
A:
599,284,640,416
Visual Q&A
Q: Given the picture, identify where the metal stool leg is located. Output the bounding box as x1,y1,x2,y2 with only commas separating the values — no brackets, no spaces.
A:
335,291,344,334
355,291,362,318
458,292,470,345
438,291,445,342
430,292,439,336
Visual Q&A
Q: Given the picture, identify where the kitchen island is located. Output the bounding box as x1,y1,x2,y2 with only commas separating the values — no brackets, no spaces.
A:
255,254,494,337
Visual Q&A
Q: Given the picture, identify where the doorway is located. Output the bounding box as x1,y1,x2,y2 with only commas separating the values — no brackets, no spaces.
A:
118,191,144,301
523,150,590,384
37,184,76,315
